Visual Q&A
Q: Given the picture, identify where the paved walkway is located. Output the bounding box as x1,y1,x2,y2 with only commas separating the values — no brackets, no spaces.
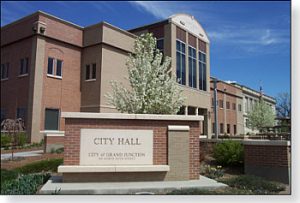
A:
39,175,227,194
1,150,43,160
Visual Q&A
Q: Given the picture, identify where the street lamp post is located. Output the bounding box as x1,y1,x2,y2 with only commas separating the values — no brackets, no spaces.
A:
213,78,219,139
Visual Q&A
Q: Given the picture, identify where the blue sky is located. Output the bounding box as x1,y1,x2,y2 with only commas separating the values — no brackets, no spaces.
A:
1,1,291,98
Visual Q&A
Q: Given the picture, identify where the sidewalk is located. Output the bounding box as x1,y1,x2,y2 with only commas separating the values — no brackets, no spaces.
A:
39,175,227,194
1,150,43,160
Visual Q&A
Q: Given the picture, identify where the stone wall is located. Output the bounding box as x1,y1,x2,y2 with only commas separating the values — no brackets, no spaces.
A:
60,113,202,182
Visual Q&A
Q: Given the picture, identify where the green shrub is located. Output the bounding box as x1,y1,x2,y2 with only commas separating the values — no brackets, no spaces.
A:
1,173,50,195
16,158,63,174
167,188,254,195
1,133,11,148
213,140,244,166
17,132,28,147
221,175,285,194
1,169,19,184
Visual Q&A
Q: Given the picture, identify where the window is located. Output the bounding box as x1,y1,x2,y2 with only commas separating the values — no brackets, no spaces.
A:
238,104,242,112
176,40,186,85
47,57,54,75
56,60,63,77
0,108,6,123
211,98,214,107
232,103,236,110
220,123,224,134
85,63,96,80
17,107,27,124
45,108,59,130
212,122,215,133
85,65,90,80
246,119,250,128
92,63,96,79
234,125,237,135
156,39,164,54
226,101,230,109
1,63,9,80
227,124,230,134
188,46,196,88
219,100,224,108
20,58,29,75
47,57,63,78
198,51,207,91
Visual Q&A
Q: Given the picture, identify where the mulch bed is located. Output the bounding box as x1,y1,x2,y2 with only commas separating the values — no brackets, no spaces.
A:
1,153,63,170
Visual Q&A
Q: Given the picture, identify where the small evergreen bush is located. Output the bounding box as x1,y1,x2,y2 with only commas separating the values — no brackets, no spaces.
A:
16,158,63,174
213,140,244,166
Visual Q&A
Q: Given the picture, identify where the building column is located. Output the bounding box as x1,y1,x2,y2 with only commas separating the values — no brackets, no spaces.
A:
195,107,199,116
27,34,45,143
184,106,188,115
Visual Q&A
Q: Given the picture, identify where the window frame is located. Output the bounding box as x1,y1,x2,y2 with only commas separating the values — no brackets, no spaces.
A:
47,57,63,79
1,63,9,80
44,108,60,131
188,46,197,88
176,39,186,85
19,58,29,76
198,50,207,91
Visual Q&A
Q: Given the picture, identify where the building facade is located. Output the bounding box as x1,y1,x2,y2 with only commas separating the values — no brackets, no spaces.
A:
229,82,276,134
210,77,244,136
1,11,211,142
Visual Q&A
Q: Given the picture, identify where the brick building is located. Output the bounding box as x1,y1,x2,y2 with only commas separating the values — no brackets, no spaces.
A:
1,11,211,142
210,77,244,136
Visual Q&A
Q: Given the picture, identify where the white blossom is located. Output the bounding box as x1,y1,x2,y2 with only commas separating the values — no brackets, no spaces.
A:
106,33,185,114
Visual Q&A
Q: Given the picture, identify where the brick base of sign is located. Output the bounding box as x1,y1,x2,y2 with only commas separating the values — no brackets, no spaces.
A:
60,113,202,182
43,132,64,153
63,172,168,182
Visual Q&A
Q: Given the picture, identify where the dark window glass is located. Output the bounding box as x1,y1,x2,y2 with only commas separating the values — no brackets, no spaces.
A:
219,100,224,108
188,46,196,88
232,103,236,110
156,39,164,54
176,40,186,85
45,109,59,130
234,125,237,135
1,64,6,79
227,124,230,134
25,58,29,74
56,60,63,77
198,52,207,91
0,108,6,123
17,108,27,124
92,63,96,79
220,123,224,134
212,123,215,133
226,101,230,109
47,58,54,75
86,65,90,80
238,104,242,111
20,58,24,75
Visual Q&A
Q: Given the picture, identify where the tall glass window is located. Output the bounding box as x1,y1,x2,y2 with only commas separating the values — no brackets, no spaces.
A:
198,51,207,91
176,40,186,85
156,38,164,54
188,46,196,88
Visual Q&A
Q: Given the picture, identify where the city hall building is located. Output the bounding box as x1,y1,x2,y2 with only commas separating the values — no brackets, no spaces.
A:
1,11,211,142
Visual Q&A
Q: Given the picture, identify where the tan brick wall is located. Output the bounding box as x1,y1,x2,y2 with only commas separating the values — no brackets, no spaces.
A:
41,39,81,131
64,118,200,180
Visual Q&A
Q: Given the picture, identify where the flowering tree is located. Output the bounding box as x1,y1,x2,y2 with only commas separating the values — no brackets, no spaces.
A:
107,33,185,114
248,100,275,132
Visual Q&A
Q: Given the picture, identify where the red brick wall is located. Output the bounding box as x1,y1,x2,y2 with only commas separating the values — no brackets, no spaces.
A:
1,37,32,127
244,145,290,167
64,118,200,180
